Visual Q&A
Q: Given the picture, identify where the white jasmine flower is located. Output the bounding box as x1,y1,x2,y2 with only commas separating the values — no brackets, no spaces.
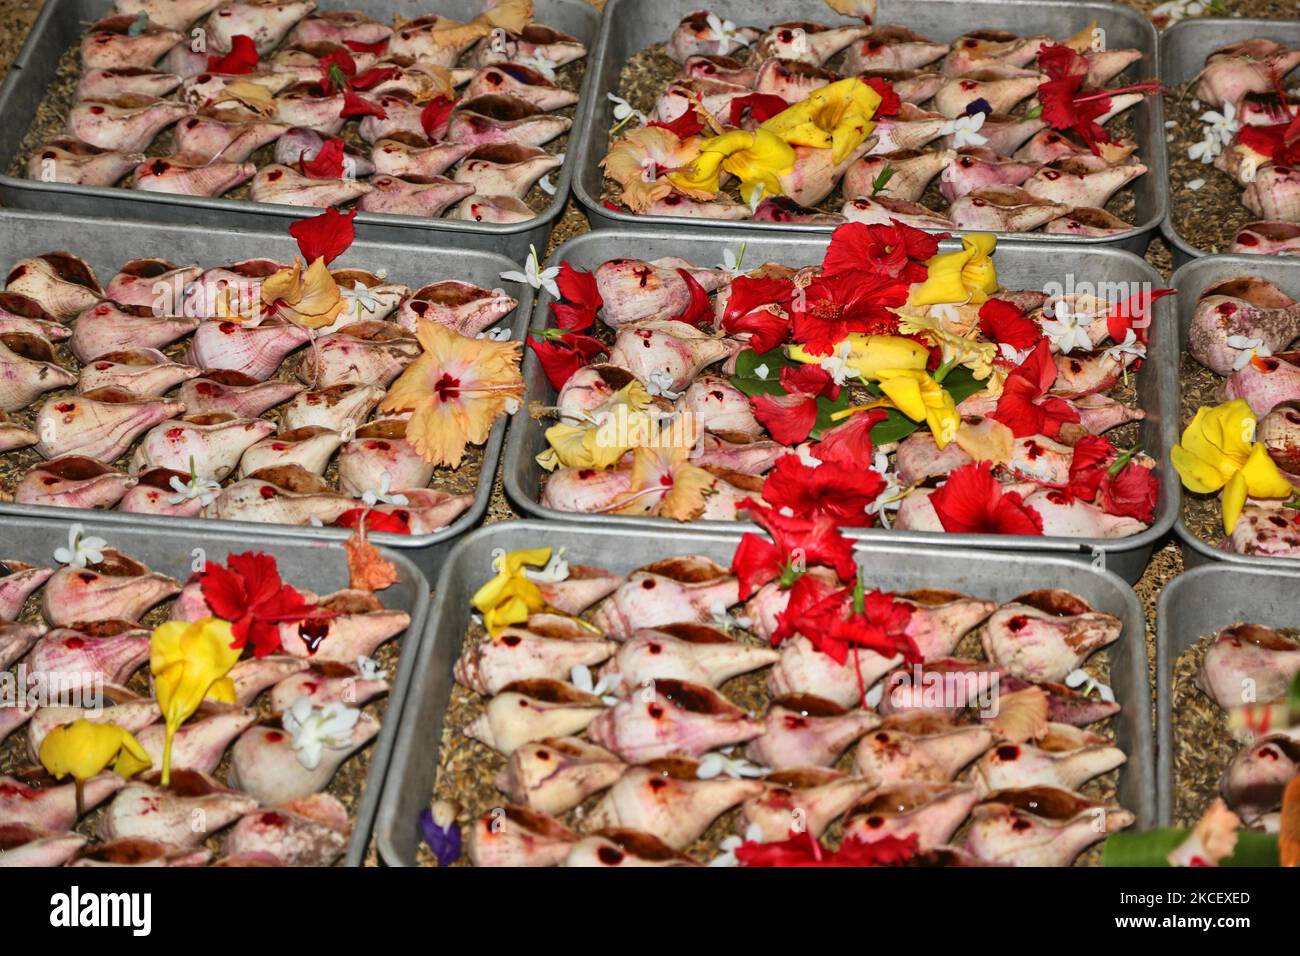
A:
1041,300,1095,354
939,111,988,149
1064,669,1116,703
500,244,560,298
705,12,748,56
523,547,570,584
646,367,681,399
1225,334,1271,371
53,524,107,568
819,340,856,387
360,471,409,508
1200,101,1239,145
607,93,646,126
697,751,768,780
570,664,621,705
717,243,748,276
866,452,905,529
167,472,220,506
1188,132,1221,164
282,698,362,770
1104,328,1146,363
340,280,384,320
709,824,765,866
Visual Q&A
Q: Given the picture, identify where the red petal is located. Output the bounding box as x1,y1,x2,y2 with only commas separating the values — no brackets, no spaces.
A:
528,333,605,390
778,364,838,400
420,94,458,141
728,92,789,126
1067,434,1116,500
1098,461,1158,524
318,47,357,91
815,408,887,467
930,462,1043,535
979,298,1042,351
723,306,789,353
207,35,259,75
340,90,386,119
753,391,819,445
555,262,603,312
647,110,703,138
344,38,389,55
1106,287,1173,345
289,207,357,265
670,268,712,328
731,532,784,601
350,66,400,91
299,137,346,179
199,561,246,621
334,508,413,535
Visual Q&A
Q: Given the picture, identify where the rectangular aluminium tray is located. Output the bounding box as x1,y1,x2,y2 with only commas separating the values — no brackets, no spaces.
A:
0,0,601,263
571,0,1166,254
1158,17,1300,268
502,228,1180,584
373,518,1155,866
1170,252,1300,570
0,208,535,580
1155,562,1300,826
0,512,432,866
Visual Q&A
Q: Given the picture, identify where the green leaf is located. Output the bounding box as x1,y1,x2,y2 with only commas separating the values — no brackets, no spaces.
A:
871,163,896,197
941,364,989,405
729,348,851,441
1102,828,1279,868
1024,104,1043,120
1101,829,1185,867
1288,670,1300,716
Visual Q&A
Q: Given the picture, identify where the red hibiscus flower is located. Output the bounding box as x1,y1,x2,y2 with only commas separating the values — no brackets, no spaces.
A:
549,262,604,331
790,270,910,356
289,207,356,265
817,585,919,666
814,408,888,467
721,276,794,352
1037,43,1161,155
735,829,919,867
528,330,606,390
990,339,1080,439
420,94,458,141
731,498,858,600
762,453,885,527
930,462,1044,535
199,552,323,658
821,220,941,285
859,77,902,118
1106,286,1173,346
207,35,259,74
299,137,346,179
320,47,357,92
729,92,789,126
771,571,848,644
979,298,1043,353
340,89,386,119
751,364,839,445
647,109,704,138
1238,109,1300,166
1099,458,1158,524
334,507,413,535
1066,434,1116,501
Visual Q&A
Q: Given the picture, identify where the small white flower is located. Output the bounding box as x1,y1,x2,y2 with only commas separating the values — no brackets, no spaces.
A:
356,655,385,681
709,599,752,634
1064,668,1116,703
938,111,988,149
1041,300,1095,354
697,751,768,780
865,452,905,529
704,12,748,56
1187,178,1206,191
1187,133,1221,164
717,243,748,276
646,367,681,399
360,471,409,508
607,93,645,127
53,524,108,568
1225,334,1271,371
570,664,621,705
1104,328,1146,363
1200,101,1239,145
753,363,770,380
745,182,767,213
167,472,220,506
341,280,384,320
282,697,362,770
523,546,570,584
500,244,560,299
818,340,856,387
709,824,765,866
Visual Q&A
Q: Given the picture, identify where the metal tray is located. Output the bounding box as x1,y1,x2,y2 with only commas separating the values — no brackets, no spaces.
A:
374,518,1155,866
1158,17,1300,268
1155,562,1300,826
0,208,535,579
571,0,1166,254
0,512,432,866
1171,252,1300,570
0,0,600,263
502,228,1180,584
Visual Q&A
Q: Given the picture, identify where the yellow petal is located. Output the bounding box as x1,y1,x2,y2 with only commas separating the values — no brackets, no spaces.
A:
1240,441,1296,499
290,257,345,329
876,372,926,421
908,250,971,306
1222,470,1248,535
1171,442,1229,494
260,259,304,309
112,729,153,778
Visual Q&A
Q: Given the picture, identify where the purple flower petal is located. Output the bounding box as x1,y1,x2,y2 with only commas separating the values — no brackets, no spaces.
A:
420,808,461,867
964,98,993,117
